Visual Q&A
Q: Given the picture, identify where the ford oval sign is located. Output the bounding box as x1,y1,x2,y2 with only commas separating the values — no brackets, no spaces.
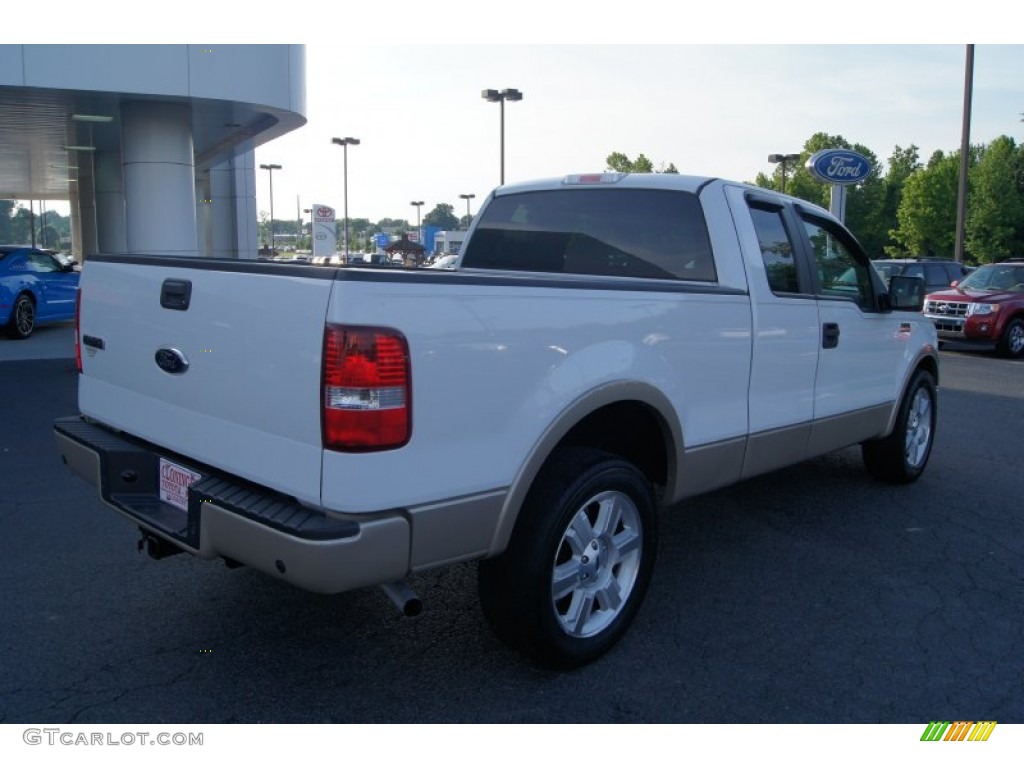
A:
155,347,189,375
807,149,872,186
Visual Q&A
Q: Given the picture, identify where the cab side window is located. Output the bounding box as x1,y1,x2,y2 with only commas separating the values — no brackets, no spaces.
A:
799,215,875,310
749,204,801,294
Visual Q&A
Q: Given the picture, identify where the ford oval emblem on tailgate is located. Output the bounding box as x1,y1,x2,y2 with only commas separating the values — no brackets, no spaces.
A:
155,347,189,374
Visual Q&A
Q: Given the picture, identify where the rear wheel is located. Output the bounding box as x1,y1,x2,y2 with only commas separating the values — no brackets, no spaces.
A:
862,369,936,483
6,294,35,339
478,447,657,668
996,318,1024,358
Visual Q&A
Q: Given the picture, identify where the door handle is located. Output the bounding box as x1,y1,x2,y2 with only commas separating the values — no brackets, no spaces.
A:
822,322,840,349
160,279,192,311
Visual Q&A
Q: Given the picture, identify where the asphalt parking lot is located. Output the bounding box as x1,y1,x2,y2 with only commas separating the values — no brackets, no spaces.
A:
1,324,1021,724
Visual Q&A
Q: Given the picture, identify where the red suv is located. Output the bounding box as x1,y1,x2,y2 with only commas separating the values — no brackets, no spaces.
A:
924,260,1024,357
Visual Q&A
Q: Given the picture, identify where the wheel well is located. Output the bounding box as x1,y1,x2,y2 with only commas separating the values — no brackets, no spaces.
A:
917,354,939,387
557,401,669,496
12,290,36,314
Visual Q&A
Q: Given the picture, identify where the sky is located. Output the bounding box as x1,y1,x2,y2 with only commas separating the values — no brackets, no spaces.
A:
257,42,1023,225
12,4,1024,229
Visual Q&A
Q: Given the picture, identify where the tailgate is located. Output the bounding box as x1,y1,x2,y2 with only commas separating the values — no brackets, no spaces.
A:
77,256,335,505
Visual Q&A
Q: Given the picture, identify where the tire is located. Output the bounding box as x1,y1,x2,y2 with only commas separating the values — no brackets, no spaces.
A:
6,293,35,340
862,369,937,484
996,318,1024,358
478,447,657,669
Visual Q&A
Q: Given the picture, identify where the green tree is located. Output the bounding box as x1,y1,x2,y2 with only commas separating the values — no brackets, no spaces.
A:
377,218,410,231
348,218,371,236
965,135,1024,262
607,152,651,172
258,210,270,247
41,225,61,249
880,145,922,256
0,200,13,243
10,206,33,244
890,150,964,258
273,219,299,236
424,203,459,230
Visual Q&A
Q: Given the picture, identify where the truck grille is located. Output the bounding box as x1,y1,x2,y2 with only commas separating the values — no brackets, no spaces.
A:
925,299,968,318
924,299,968,336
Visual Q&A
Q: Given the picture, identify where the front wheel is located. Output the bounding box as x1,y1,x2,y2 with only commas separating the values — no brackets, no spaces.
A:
996,318,1024,358
478,448,657,668
862,369,937,484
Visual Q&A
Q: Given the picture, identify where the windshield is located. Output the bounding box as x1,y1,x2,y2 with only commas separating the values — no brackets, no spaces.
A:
958,264,1024,292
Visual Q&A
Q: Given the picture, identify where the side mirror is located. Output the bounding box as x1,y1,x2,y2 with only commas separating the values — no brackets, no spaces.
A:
887,274,926,311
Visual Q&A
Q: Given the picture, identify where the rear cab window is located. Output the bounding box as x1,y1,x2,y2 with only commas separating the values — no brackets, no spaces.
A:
461,188,717,282
748,202,803,295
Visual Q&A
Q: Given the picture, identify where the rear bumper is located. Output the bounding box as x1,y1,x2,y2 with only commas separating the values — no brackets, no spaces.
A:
53,416,410,594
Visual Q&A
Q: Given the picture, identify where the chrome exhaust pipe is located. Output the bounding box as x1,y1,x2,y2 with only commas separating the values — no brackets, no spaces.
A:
381,581,422,617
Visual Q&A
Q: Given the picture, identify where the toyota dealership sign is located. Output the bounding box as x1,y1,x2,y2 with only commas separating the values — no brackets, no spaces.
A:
311,203,336,258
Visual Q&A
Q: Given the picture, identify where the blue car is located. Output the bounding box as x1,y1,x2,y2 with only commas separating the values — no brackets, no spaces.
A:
0,246,80,340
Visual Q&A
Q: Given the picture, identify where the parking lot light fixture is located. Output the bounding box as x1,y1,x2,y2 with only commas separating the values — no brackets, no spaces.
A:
768,153,801,195
410,201,424,254
459,193,475,228
259,163,282,252
482,88,523,185
332,137,360,255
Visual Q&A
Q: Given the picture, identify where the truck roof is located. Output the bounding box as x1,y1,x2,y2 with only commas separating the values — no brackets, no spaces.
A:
494,173,720,197
491,172,832,219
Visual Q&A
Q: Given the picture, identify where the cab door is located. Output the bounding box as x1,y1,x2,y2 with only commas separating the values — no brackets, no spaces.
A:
792,208,909,452
727,186,820,478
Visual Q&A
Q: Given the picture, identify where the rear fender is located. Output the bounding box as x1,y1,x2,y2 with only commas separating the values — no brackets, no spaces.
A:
487,380,681,557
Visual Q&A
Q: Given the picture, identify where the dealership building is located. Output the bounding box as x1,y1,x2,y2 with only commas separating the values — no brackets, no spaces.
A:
0,44,306,260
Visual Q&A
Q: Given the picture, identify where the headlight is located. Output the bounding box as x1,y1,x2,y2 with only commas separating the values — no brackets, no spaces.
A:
966,303,998,316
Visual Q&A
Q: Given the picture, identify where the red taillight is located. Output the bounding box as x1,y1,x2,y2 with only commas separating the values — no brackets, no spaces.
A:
74,288,82,374
322,325,411,451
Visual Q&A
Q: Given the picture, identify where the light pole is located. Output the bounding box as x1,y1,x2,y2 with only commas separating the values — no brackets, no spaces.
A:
331,137,360,255
954,44,974,264
459,193,475,228
768,153,800,195
481,88,523,185
259,163,281,252
410,200,424,259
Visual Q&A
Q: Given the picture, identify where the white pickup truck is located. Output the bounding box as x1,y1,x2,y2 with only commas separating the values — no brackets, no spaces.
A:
55,172,938,667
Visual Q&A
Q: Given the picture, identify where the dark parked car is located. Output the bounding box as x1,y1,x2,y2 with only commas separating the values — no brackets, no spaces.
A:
872,258,971,294
0,245,80,339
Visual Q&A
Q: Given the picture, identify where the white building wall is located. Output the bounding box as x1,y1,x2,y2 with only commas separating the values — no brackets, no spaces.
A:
0,44,305,259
